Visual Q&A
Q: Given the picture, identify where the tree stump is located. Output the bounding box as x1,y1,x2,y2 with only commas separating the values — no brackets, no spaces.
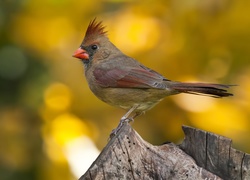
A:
79,122,250,180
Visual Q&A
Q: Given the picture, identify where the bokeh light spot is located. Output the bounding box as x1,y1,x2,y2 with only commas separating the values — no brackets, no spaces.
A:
42,113,91,163
11,16,75,53
190,103,248,137
111,14,160,53
50,113,89,145
64,136,100,177
174,93,215,112
44,83,72,111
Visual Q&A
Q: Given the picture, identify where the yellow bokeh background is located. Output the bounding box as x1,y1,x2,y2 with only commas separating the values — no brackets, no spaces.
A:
0,0,250,179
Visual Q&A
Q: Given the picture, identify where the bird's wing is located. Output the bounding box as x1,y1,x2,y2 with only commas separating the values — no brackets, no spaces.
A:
93,65,170,89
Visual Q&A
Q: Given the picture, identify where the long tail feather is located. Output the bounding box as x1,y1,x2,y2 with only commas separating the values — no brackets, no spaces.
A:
170,82,234,98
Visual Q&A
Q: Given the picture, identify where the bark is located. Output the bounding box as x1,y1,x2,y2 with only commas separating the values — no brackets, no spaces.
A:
79,122,250,180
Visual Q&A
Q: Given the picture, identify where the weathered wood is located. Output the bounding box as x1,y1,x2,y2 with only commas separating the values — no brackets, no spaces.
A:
229,148,245,179
218,136,231,178
79,123,250,180
80,123,221,180
178,125,207,168
180,126,250,180
242,154,250,179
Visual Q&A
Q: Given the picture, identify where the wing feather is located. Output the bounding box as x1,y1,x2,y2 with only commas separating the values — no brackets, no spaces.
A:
93,65,169,89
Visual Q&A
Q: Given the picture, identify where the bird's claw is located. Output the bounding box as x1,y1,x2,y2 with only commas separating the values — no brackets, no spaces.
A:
109,117,133,139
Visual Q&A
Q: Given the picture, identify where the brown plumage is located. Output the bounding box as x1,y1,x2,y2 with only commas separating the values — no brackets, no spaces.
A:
73,19,233,135
83,19,107,42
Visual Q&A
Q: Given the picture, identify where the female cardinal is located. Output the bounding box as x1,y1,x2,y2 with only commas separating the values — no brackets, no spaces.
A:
73,19,233,135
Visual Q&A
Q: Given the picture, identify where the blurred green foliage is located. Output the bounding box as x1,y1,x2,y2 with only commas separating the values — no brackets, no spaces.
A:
0,0,250,179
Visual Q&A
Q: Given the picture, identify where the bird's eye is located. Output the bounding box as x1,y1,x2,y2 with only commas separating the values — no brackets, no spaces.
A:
91,45,98,50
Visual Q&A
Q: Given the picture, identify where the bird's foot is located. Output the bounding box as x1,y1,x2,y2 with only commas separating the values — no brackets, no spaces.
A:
109,117,131,139
109,105,140,139
121,116,134,123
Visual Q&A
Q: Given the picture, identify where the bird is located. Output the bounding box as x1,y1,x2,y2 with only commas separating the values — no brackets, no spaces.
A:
72,19,233,135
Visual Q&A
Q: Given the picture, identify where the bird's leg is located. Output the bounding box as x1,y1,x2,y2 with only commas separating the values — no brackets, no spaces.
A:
110,105,139,138
125,111,144,125
120,104,139,121
131,111,143,120
118,104,139,128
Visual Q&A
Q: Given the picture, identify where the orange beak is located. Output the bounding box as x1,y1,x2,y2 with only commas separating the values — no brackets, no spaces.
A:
72,48,89,60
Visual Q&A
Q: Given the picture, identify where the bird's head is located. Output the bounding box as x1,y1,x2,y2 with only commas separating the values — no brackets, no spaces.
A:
73,19,118,67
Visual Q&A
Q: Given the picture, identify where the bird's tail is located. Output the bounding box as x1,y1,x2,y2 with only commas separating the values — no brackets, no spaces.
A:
170,82,233,98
